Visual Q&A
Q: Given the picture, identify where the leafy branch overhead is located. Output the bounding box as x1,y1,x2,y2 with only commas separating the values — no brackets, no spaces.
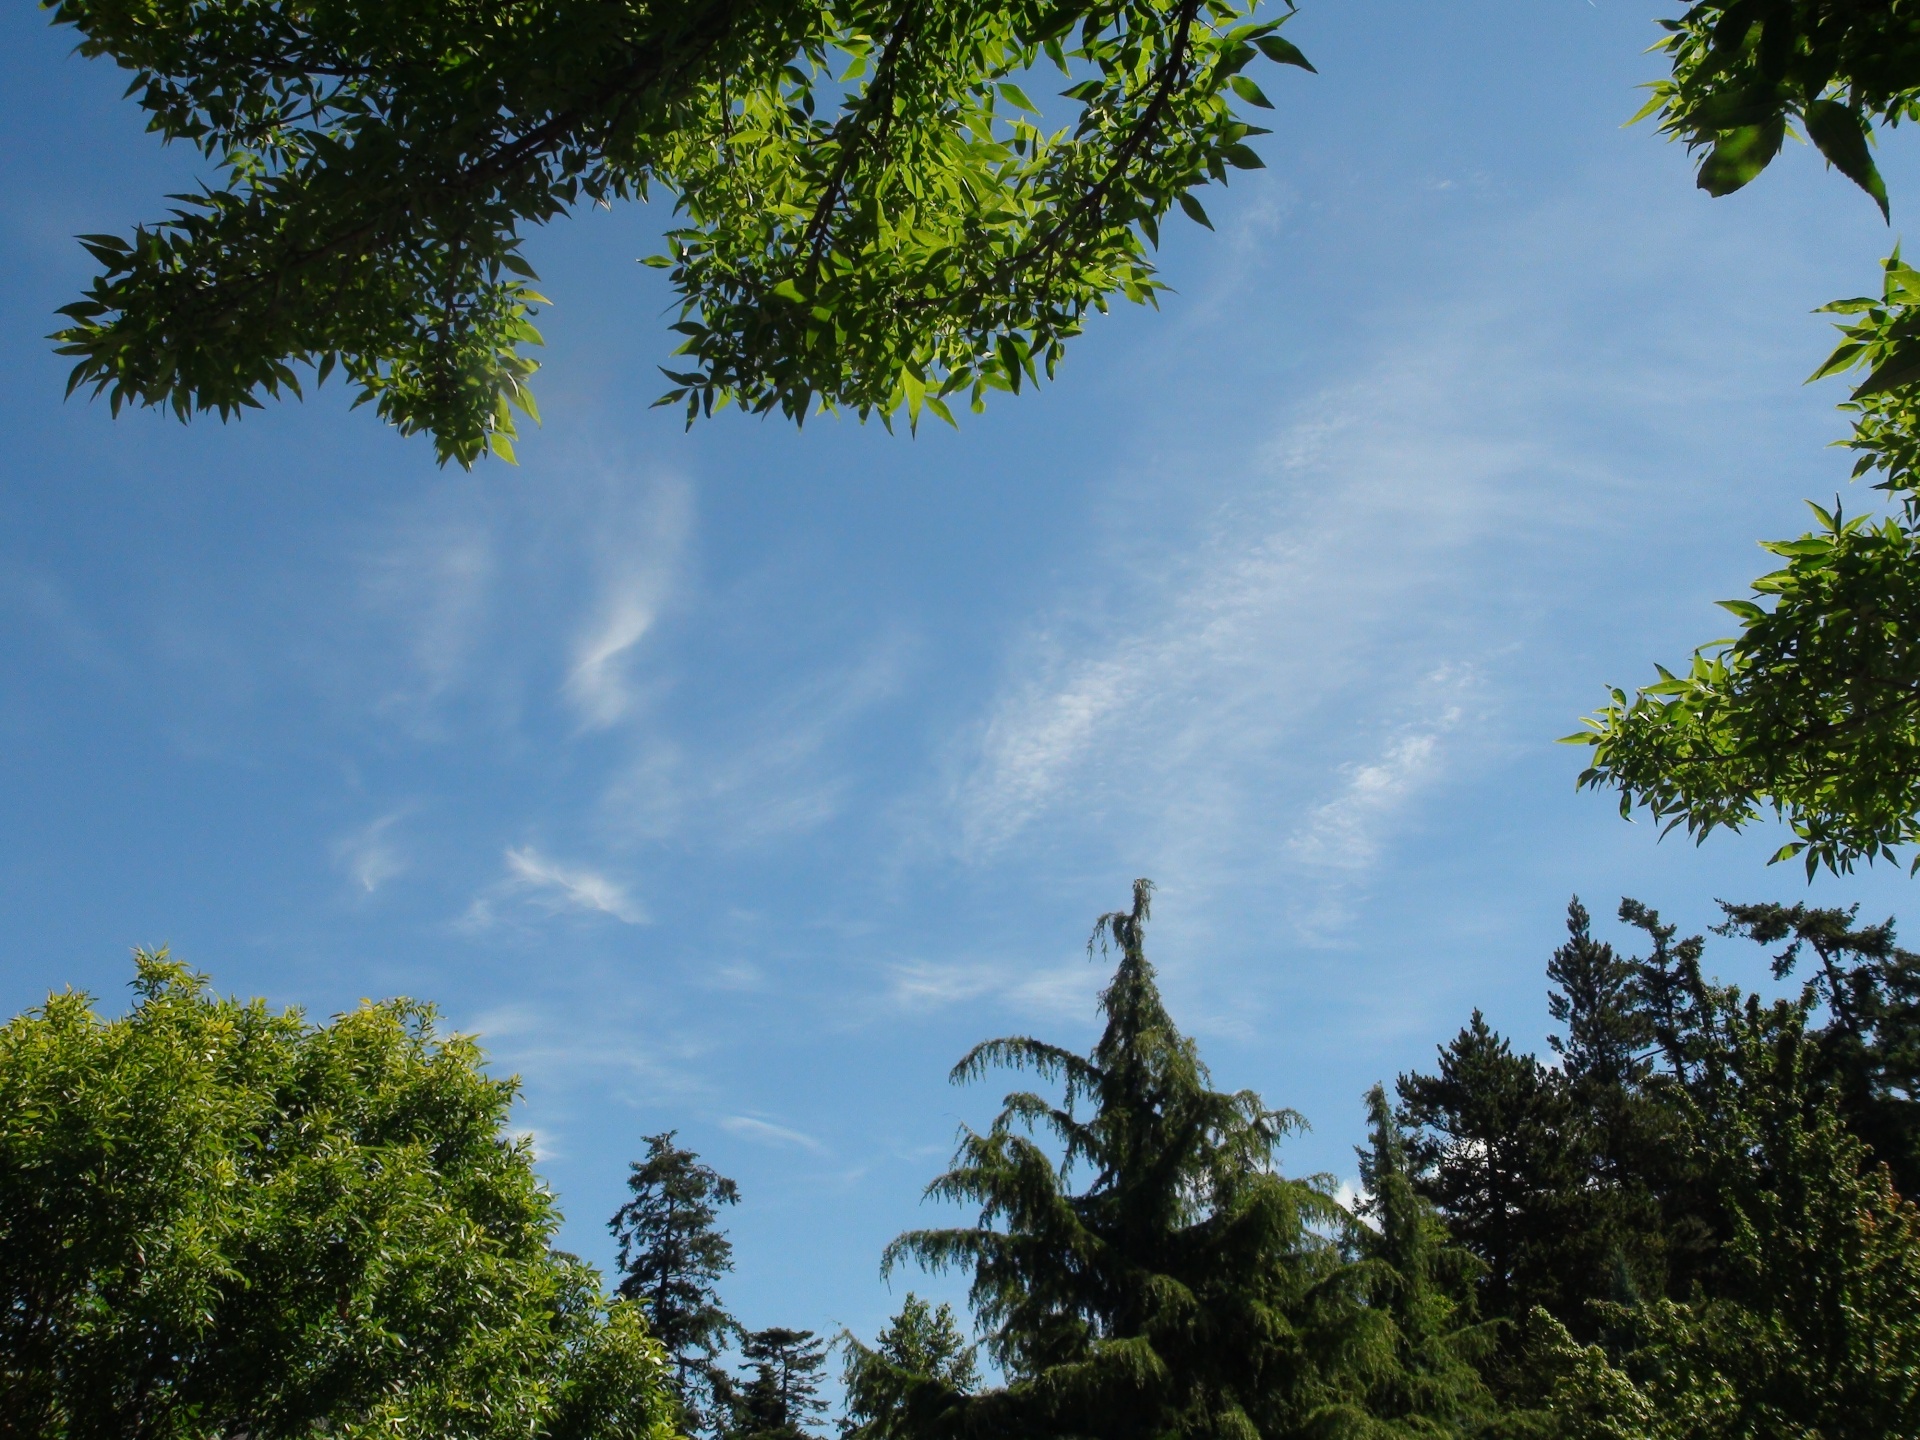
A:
1569,254,1920,876
1635,0,1920,217
1577,1,1920,876
43,0,1311,466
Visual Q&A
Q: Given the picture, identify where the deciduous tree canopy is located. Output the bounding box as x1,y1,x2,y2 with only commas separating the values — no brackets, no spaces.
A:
43,0,1309,465
0,951,676,1440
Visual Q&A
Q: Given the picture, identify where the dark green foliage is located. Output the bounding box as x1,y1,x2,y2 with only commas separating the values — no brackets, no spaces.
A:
1402,896,1920,1437
1713,900,1920,1196
42,0,1311,465
1395,1008,1587,1333
882,879,1389,1439
1347,1085,1495,1436
841,1294,979,1440
1508,996,1920,1440
1637,0,1918,216
732,1327,830,1440
0,951,676,1440
610,1131,743,1436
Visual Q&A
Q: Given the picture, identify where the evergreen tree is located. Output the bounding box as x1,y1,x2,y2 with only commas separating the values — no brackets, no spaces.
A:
841,1294,978,1440
1349,1085,1494,1436
1399,901,1707,1346
1395,1010,1583,1332
732,1328,829,1440
1714,900,1920,1196
610,1132,742,1435
884,879,1382,1439
1515,992,1920,1440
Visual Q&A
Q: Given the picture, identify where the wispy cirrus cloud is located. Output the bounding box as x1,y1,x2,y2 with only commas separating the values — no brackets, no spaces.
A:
465,845,649,928
564,476,691,731
941,281,1624,935
721,1114,826,1152
333,810,410,894
505,845,647,922
1287,669,1478,874
881,958,1098,1023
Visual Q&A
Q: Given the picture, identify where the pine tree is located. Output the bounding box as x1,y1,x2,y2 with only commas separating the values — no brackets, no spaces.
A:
610,1132,742,1435
1396,1010,1582,1331
841,1294,978,1440
884,879,1381,1439
1350,1086,1495,1436
732,1328,829,1440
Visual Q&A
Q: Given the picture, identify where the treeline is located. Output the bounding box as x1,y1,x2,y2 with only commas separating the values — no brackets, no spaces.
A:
4,880,1918,1438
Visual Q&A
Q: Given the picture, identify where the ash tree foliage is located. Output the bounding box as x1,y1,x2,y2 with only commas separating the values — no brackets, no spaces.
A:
42,0,1312,465
1636,0,1920,215
0,951,676,1440
610,1131,743,1437
1572,1,1920,874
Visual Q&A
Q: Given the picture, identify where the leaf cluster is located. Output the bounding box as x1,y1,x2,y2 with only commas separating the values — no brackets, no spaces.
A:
1567,495,1920,875
42,0,1309,464
1635,0,1920,216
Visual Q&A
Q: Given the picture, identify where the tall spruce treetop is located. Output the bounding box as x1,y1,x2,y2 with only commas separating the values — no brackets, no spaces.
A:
43,0,1312,465
609,1133,741,1431
732,1328,829,1440
882,879,1380,1440
1547,900,1653,1094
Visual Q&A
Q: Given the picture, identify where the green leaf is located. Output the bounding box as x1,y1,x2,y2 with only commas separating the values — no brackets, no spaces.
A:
1178,193,1214,229
1804,99,1890,220
997,83,1040,115
1696,119,1786,197
1229,76,1275,109
1254,34,1315,71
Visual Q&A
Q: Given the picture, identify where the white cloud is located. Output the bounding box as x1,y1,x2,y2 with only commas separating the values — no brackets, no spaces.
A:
1288,675,1476,873
564,477,691,730
465,845,649,927
721,1114,826,1152
951,395,1527,876
936,262,1642,943
600,630,911,846
333,811,410,894
361,510,495,719
881,958,1099,1023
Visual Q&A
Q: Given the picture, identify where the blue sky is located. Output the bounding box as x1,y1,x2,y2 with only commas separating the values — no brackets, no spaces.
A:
3,0,1917,1369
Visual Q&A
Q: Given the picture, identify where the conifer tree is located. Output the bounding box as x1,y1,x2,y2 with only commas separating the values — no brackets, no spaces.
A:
1396,1010,1582,1332
841,1294,978,1440
1349,1086,1494,1436
610,1132,742,1435
732,1328,829,1440
883,879,1381,1439
1713,900,1920,1195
